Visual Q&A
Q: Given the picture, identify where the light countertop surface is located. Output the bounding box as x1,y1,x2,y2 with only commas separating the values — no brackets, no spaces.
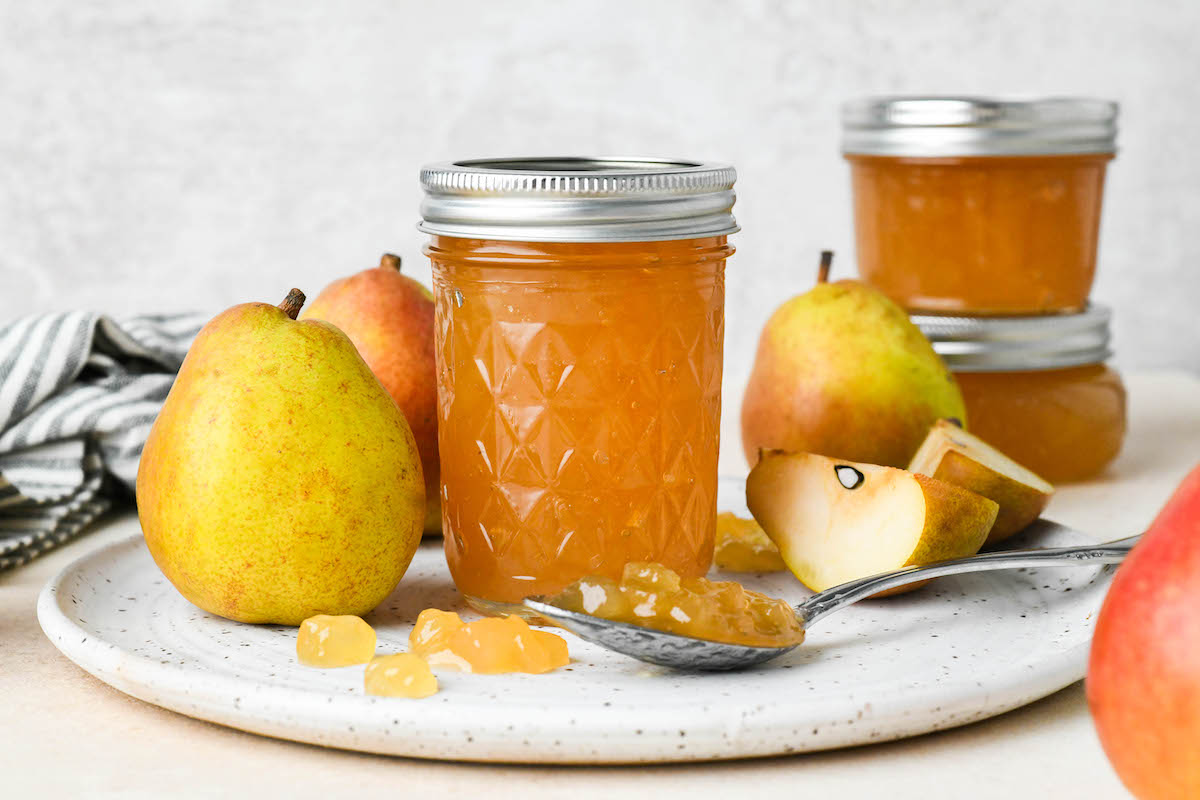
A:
7,370,1198,799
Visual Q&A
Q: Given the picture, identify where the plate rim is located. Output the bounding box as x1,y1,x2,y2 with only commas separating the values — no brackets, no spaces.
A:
37,529,1108,764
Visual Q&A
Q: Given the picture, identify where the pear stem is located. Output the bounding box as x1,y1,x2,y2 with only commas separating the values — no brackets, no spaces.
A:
817,251,834,284
380,253,402,272
278,288,306,320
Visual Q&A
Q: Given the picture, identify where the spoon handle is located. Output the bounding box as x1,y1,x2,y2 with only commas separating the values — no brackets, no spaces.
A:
796,525,1140,627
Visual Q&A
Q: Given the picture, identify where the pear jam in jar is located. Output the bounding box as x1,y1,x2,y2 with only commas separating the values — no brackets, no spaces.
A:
913,306,1126,483
419,159,737,608
844,97,1118,315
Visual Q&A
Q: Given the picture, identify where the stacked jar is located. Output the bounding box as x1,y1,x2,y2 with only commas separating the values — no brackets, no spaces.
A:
842,97,1125,482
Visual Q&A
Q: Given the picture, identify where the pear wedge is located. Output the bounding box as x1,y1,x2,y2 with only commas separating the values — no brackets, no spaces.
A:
909,419,1054,544
746,450,998,595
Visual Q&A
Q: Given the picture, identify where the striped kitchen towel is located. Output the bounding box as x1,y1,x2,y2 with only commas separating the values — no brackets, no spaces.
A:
0,311,207,569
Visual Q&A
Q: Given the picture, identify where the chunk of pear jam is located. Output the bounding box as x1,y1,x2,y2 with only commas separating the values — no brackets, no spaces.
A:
410,609,569,674
364,653,439,698
548,562,805,648
296,614,377,667
714,512,787,573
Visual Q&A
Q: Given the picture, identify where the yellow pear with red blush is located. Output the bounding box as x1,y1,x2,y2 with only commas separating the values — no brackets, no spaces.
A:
741,252,966,470
1088,463,1200,800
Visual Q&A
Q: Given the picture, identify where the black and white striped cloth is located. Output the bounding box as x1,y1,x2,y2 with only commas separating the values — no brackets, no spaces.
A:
0,311,206,569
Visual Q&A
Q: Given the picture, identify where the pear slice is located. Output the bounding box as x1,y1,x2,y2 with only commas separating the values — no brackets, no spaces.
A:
909,419,1054,544
746,450,998,595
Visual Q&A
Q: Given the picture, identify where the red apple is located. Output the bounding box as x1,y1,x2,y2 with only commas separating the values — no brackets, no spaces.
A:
1088,463,1200,799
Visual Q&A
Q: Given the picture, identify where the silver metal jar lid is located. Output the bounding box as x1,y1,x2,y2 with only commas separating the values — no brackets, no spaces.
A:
911,305,1113,372
418,157,739,242
842,97,1119,157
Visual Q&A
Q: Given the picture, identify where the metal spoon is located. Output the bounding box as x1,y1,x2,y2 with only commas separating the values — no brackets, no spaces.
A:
524,520,1139,671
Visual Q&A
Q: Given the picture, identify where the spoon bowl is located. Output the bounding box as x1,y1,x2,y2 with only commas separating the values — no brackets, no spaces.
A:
523,599,793,670
526,520,1139,672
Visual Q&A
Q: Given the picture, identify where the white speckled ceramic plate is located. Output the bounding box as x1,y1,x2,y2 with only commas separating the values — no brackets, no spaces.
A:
38,478,1115,764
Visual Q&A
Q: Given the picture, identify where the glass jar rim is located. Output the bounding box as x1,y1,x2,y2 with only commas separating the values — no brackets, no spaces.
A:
418,157,739,243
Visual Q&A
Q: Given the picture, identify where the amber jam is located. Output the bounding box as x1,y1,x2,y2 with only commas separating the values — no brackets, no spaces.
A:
955,365,1126,484
548,562,805,648
847,153,1113,315
296,615,376,668
410,609,569,674
714,512,786,573
427,236,729,605
364,654,439,698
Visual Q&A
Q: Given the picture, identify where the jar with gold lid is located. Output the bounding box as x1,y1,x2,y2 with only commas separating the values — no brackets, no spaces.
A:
419,158,737,609
844,97,1118,315
912,306,1125,483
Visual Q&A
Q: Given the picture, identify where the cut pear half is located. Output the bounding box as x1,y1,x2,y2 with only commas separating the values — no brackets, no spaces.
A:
909,419,1054,544
746,450,998,594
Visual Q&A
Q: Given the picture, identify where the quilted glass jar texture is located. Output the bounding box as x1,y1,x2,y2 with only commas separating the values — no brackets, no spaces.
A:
428,237,728,605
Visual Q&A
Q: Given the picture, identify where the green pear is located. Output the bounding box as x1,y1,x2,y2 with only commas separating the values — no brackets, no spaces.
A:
137,289,425,625
741,252,966,469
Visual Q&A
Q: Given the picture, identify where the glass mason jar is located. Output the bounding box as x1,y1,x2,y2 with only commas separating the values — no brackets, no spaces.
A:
843,97,1118,315
912,306,1126,483
418,158,737,608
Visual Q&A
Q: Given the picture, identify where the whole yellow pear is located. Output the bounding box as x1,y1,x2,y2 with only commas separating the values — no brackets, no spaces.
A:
137,289,425,625
742,253,966,469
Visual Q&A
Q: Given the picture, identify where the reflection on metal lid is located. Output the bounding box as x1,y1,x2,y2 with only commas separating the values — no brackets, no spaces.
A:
842,97,1119,156
418,157,739,243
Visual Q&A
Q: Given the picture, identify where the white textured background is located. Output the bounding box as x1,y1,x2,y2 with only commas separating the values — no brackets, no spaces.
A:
2,1,1198,470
